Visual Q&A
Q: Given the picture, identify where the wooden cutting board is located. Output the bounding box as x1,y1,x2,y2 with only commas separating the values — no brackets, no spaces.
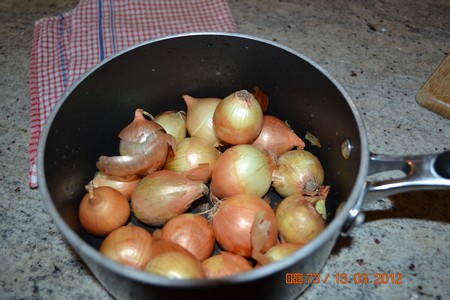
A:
416,54,450,119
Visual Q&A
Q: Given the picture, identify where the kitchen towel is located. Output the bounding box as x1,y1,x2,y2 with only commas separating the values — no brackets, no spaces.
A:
29,0,235,187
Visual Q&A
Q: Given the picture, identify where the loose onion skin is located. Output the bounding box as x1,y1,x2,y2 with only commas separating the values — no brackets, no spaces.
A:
144,251,205,279
131,170,209,226
161,213,215,261
252,115,305,157
118,108,165,143
202,251,253,278
78,186,130,236
211,194,278,257
213,90,263,145
153,110,187,144
183,95,221,146
272,149,324,197
91,172,141,200
210,144,275,199
99,225,153,270
164,137,220,183
275,194,326,244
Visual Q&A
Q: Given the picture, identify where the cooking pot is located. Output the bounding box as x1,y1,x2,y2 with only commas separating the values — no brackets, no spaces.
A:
38,33,450,300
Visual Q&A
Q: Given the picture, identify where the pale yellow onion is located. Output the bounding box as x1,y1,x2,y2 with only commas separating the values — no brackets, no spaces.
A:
210,144,275,199
164,137,220,183
264,243,303,263
131,170,209,226
202,251,253,278
153,110,187,144
213,90,263,145
183,95,221,146
144,251,205,279
275,194,326,244
91,171,141,200
271,149,324,197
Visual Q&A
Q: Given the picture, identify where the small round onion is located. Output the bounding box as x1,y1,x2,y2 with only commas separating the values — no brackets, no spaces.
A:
264,243,303,263
99,225,153,270
210,144,275,199
202,251,253,278
148,237,193,260
118,108,165,143
213,90,263,145
78,186,130,236
276,194,326,244
164,137,220,183
161,213,215,261
144,251,205,279
272,149,324,197
131,170,209,226
153,110,187,144
183,95,221,146
91,172,141,200
252,115,305,157
211,194,278,257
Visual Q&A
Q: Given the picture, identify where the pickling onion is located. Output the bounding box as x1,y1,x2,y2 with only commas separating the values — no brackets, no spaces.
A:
210,144,275,199
183,95,221,146
148,237,193,260
78,185,130,236
161,213,215,261
276,193,326,244
252,115,305,157
144,251,205,279
213,90,263,145
131,170,209,226
164,137,220,183
202,251,253,278
91,172,141,200
263,243,303,263
118,108,165,143
99,224,153,270
153,110,187,144
272,149,324,197
211,194,278,257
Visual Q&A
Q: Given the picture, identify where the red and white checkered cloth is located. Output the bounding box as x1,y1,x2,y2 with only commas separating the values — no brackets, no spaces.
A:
29,0,235,187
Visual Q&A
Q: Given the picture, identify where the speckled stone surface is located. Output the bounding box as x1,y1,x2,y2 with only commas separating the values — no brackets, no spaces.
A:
0,0,449,299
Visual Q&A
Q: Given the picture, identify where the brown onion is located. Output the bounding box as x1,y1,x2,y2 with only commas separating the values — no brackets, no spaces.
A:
264,243,303,263
161,213,215,261
148,237,193,260
91,172,141,200
78,185,130,236
202,251,253,278
99,224,153,270
252,115,305,157
183,95,221,146
211,194,278,257
144,251,205,279
213,90,263,145
276,194,326,244
210,144,275,199
131,170,209,226
272,149,324,197
153,110,187,144
118,108,165,143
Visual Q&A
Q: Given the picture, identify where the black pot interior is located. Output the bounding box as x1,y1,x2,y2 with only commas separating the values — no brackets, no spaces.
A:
42,33,362,261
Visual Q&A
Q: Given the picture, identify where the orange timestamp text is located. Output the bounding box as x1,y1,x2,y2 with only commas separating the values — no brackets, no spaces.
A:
285,272,403,285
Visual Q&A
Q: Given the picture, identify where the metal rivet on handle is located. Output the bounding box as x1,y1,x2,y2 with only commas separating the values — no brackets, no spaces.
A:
341,138,352,160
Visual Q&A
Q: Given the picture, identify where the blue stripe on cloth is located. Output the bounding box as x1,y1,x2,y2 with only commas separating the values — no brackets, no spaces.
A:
58,14,68,88
98,0,105,60
109,0,116,53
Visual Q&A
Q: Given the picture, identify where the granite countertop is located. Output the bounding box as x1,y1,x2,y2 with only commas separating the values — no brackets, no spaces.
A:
1,0,449,299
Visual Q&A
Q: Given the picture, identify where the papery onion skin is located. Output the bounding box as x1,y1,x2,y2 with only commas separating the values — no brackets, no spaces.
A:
164,137,220,183
272,149,324,197
213,90,263,145
153,110,187,144
161,213,215,261
99,225,153,270
131,170,209,226
275,194,326,245
211,194,278,257
118,108,165,143
202,251,253,278
210,144,275,199
183,95,221,146
91,172,141,200
78,186,130,236
252,115,305,157
144,251,205,279
148,238,193,261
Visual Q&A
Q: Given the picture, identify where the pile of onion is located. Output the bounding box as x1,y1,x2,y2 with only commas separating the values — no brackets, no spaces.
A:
77,87,330,280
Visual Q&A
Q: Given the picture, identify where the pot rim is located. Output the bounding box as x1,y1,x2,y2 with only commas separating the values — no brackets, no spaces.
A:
37,32,370,287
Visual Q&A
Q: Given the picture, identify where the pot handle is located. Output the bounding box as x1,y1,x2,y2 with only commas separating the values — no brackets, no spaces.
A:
341,150,450,236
